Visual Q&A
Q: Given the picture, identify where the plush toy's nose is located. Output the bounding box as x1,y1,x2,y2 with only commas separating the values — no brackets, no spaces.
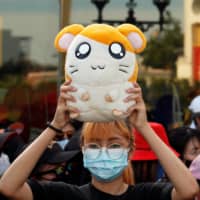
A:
91,65,105,70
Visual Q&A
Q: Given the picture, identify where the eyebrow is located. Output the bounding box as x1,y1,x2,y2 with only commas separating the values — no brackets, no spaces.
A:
107,137,122,142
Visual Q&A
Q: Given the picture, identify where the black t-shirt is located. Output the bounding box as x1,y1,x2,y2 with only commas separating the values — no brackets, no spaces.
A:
28,180,173,200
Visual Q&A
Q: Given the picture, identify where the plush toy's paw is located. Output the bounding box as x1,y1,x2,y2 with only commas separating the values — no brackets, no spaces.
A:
76,88,90,101
112,109,124,117
105,89,120,102
81,92,90,101
105,94,114,102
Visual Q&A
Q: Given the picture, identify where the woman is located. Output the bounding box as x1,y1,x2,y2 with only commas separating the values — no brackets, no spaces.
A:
0,81,198,200
168,126,200,167
189,154,200,200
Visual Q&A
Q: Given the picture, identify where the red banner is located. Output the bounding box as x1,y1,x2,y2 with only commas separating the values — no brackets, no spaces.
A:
193,46,200,81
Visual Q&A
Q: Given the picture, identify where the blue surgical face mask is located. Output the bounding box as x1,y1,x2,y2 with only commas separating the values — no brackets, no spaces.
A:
57,139,69,150
83,147,129,182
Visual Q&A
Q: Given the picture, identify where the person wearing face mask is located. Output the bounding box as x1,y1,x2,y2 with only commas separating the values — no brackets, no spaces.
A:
56,120,83,150
55,123,73,149
30,143,80,182
168,126,200,167
189,154,200,200
0,81,198,200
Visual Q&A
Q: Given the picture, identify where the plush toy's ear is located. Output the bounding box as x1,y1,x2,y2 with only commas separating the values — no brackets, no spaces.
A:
54,24,84,52
117,24,146,53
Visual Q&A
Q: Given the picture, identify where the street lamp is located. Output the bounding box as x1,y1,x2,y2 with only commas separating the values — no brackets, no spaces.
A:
91,0,109,23
91,0,171,32
153,0,170,31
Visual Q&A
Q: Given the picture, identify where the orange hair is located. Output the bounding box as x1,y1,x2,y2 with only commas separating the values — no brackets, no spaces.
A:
81,120,135,185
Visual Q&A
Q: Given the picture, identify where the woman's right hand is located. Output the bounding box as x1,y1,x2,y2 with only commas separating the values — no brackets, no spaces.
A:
51,81,79,130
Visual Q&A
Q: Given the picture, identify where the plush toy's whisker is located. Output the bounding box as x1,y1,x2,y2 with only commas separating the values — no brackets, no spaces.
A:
69,65,76,68
70,69,79,74
119,64,129,68
119,69,128,73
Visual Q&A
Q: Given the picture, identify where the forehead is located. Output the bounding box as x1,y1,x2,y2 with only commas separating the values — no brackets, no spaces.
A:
185,137,200,151
84,131,130,144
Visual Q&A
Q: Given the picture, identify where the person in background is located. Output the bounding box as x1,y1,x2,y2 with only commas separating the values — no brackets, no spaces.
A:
0,132,11,178
63,129,91,185
131,122,179,183
55,122,74,149
0,131,20,176
188,95,200,130
189,154,200,200
168,126,200,167
0,81,198,200
56,120,83,150
30,142,80,182
0,121,25,163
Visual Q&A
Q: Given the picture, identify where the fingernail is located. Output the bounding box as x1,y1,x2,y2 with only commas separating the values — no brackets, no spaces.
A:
72,97,76,102
70,113,79,119
123,97,128,102
71,86,77,91
126,88,133,93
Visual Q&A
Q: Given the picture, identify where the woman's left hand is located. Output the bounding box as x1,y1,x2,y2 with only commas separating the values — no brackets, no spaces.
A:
124,82,148,131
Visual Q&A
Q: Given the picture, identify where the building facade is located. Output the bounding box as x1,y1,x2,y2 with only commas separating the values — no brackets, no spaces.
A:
177,0,200,83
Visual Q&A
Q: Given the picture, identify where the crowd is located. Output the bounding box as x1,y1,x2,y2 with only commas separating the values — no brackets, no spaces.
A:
0,81,199,199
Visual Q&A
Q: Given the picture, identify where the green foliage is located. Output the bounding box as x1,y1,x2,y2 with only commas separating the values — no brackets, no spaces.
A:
142,15,183,70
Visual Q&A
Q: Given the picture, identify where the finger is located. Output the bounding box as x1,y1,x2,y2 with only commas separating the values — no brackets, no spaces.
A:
60,93,76,102
70,112,80,119
67,105,80,114
63,80,72,85
133,82,140,88
126,86,141,94
124,93,141,102
68,105,80,118
124,93,142,103
57,95,66,105
126,105,136,114
60,85,77,93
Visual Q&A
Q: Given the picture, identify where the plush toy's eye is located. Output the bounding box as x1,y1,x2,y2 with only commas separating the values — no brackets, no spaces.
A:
75,42,91,59
109,42,125,59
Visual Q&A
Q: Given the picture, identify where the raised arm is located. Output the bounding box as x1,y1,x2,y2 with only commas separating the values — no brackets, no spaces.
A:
0,81,77,200
126,82,199,200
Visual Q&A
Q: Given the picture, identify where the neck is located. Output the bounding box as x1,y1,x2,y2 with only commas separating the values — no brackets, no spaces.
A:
91,175,128,195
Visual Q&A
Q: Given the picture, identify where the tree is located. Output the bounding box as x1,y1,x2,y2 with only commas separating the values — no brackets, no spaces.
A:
142,14,183,70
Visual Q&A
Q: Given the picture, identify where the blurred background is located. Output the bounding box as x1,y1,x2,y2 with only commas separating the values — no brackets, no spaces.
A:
0,0,199,141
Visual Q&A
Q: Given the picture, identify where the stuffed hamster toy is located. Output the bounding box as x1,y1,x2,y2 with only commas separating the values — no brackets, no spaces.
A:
55,23,146,122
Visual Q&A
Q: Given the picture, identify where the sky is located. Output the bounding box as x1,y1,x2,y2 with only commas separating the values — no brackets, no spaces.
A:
0,0,183,23
0,0,183,65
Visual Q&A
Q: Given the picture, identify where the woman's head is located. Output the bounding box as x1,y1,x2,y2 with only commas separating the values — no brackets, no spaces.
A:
168,127,200,166
81,120,134,185
81,120,133,149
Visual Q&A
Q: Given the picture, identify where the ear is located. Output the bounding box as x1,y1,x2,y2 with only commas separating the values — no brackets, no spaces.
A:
117,24,147,53
54,24,84,52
